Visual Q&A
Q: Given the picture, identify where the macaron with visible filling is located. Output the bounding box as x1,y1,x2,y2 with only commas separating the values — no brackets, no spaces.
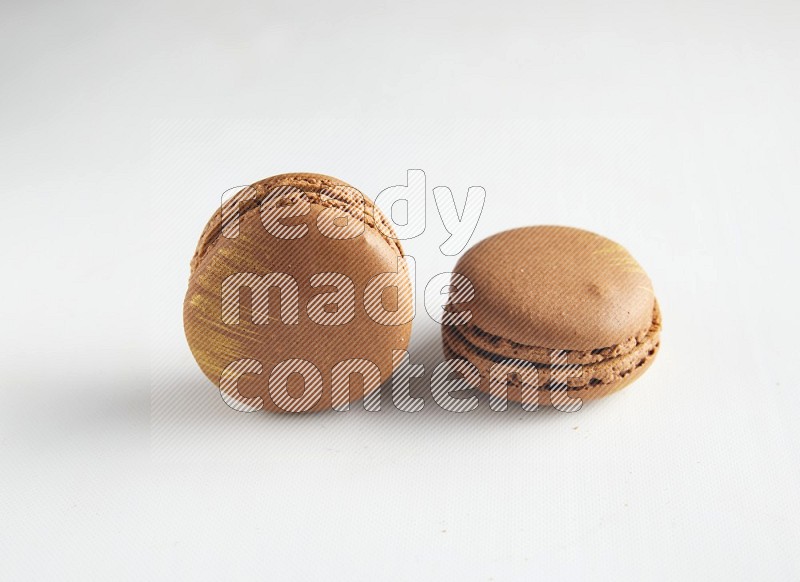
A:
442,226,661,406
184,173,413,413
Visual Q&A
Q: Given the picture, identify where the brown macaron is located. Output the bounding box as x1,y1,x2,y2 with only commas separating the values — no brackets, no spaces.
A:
442,226,661,407
184,173,413,413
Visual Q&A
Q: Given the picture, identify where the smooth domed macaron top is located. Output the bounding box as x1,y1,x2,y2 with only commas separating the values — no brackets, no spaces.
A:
453,226,655,351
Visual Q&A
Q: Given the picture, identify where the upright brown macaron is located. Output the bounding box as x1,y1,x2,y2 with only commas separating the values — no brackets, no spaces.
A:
184,173,413,413
442,226,661,407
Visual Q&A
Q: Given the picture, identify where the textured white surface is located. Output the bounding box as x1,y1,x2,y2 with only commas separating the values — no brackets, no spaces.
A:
1,0,799,579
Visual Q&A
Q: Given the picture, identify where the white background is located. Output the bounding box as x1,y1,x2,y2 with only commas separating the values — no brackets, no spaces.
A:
2,0,799,580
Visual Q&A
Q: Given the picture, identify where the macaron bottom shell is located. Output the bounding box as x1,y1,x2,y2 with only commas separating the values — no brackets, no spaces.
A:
440,303,661,407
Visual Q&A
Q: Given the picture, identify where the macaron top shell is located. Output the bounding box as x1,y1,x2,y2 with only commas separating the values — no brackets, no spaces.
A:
453,226,655,351
183,173,412,412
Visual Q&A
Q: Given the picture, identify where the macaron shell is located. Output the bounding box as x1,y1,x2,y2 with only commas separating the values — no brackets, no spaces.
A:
184,181,412,413
457,303,660,366
444,344,657,406
453,226,655,351
442,309,659,387
191,173,403,273
442,325,660,404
